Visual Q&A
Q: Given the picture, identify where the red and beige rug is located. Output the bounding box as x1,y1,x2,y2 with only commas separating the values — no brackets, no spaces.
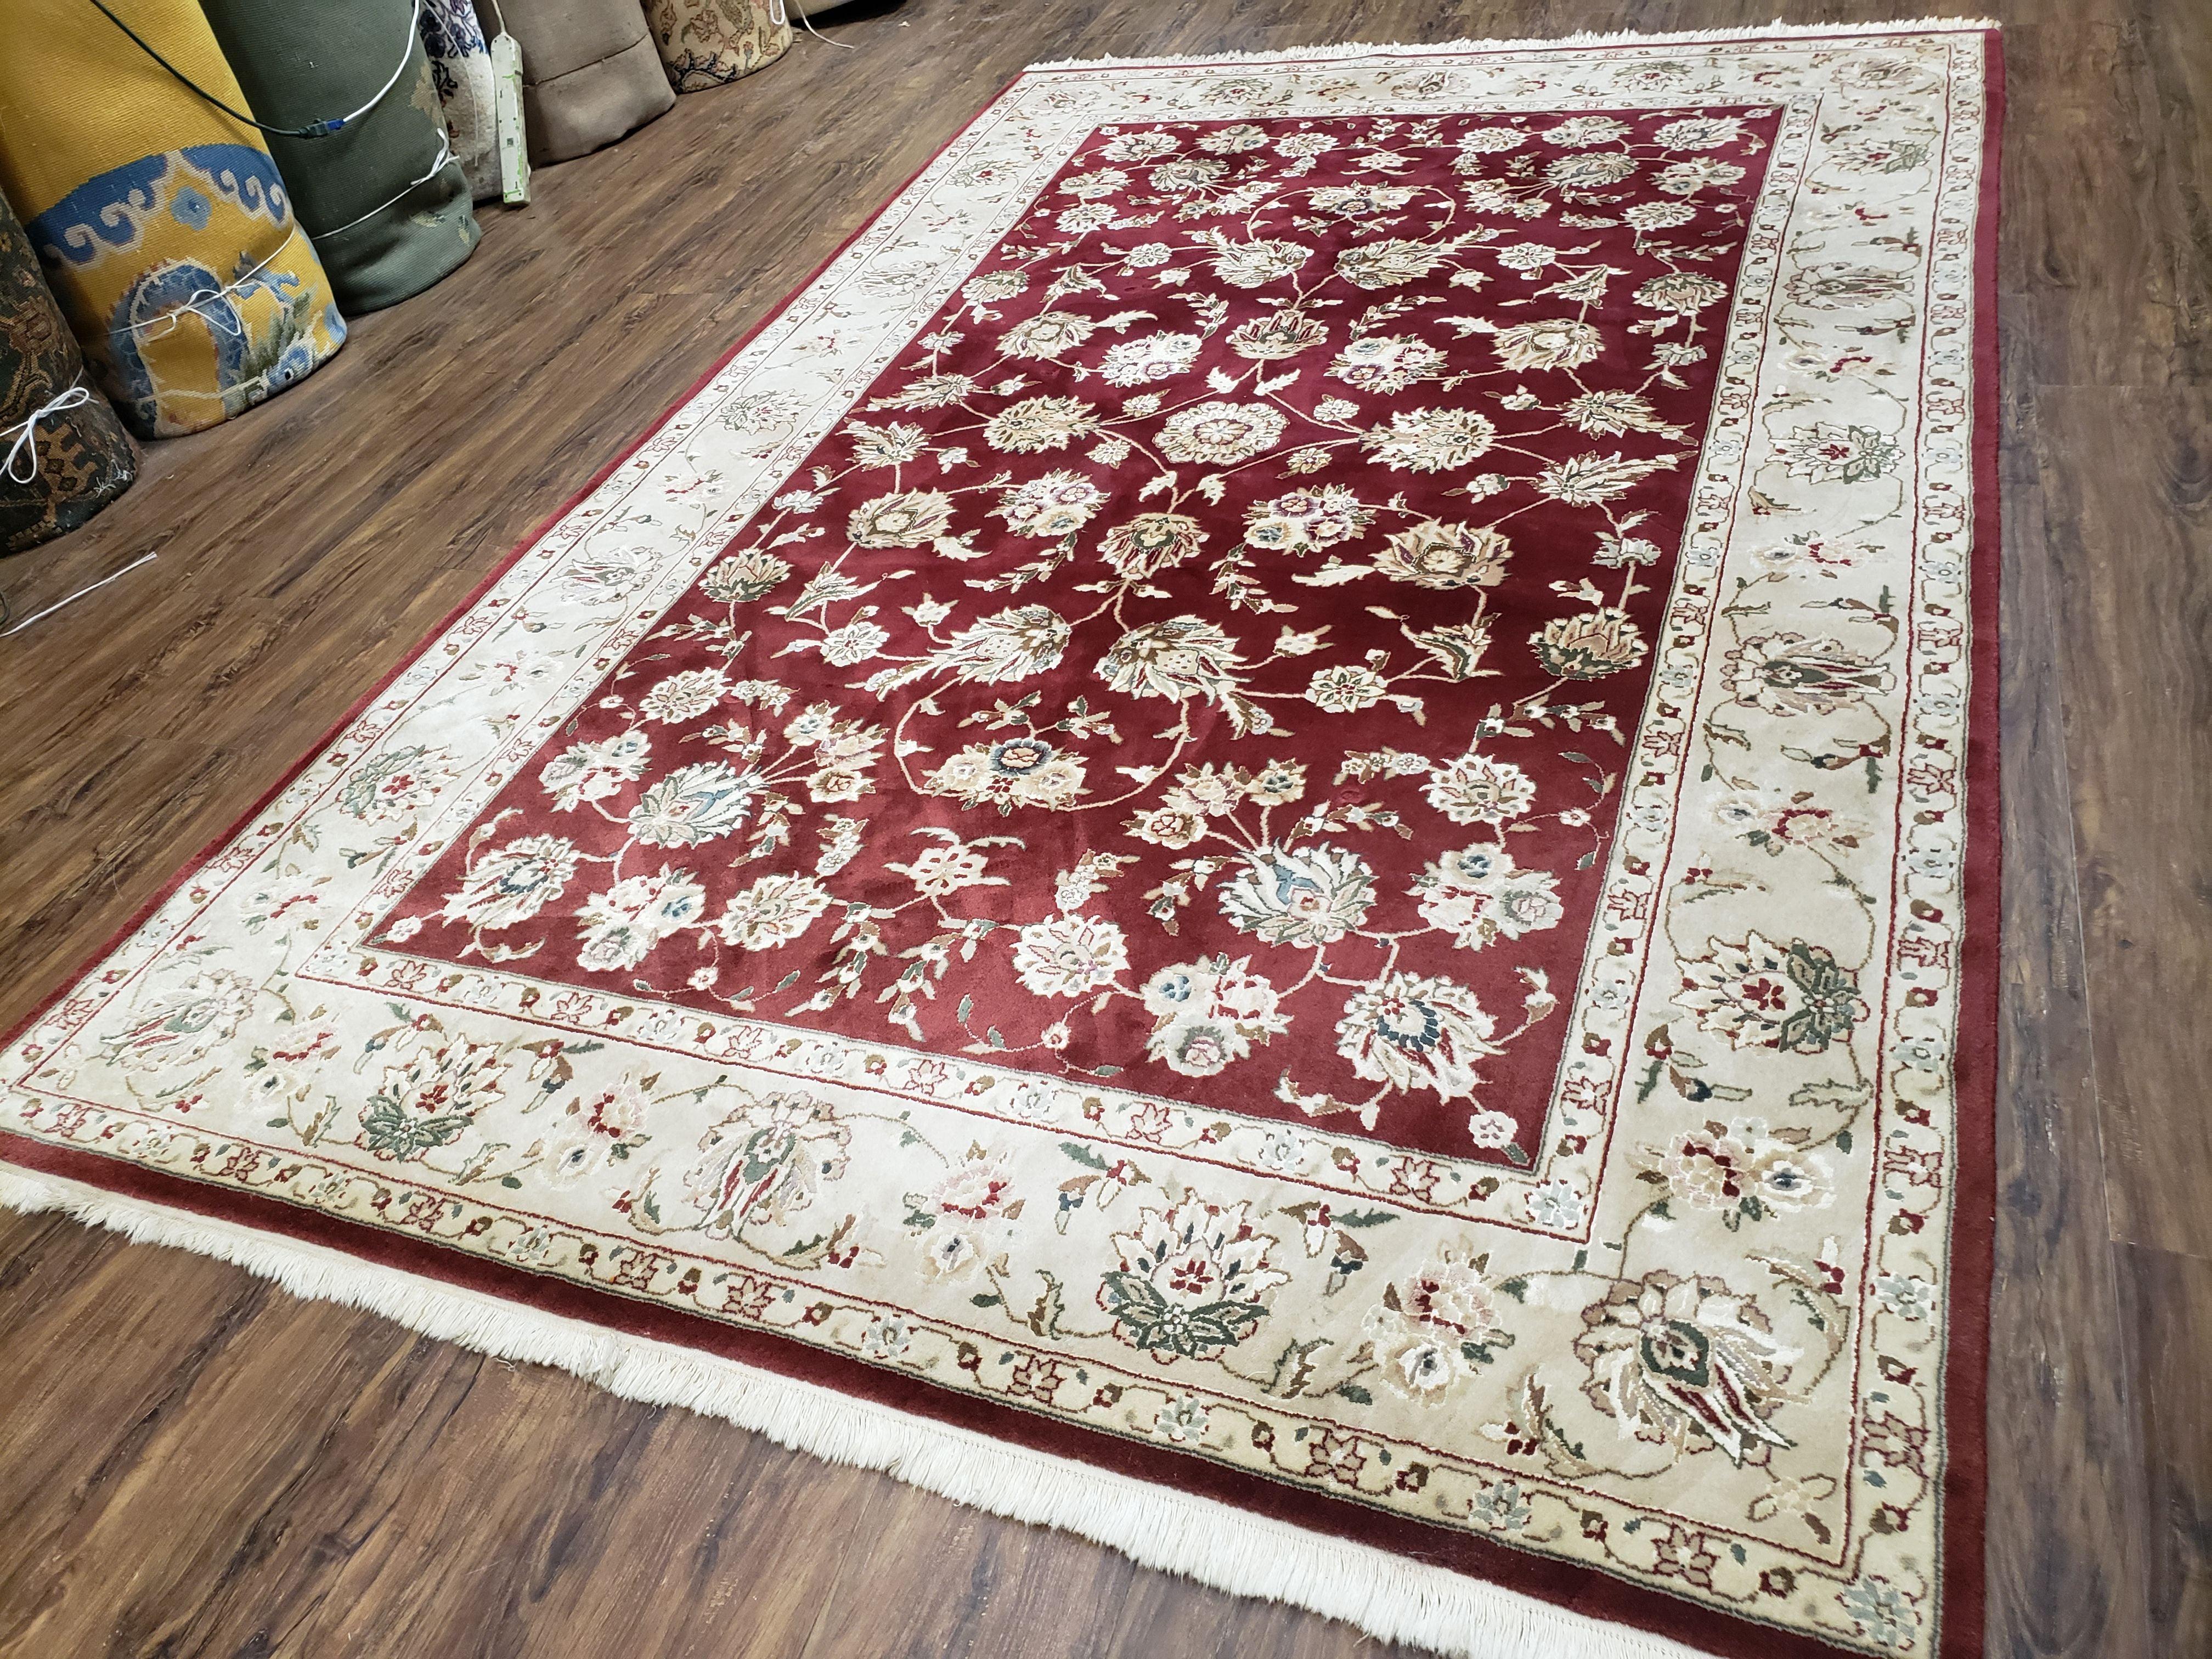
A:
0,21,2001,1659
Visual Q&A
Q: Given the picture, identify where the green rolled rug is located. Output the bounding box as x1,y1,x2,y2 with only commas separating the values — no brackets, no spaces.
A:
198,0,481,314
1,191,135,555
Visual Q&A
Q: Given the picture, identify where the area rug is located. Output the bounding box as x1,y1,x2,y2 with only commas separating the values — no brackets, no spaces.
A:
0,21,2002,1659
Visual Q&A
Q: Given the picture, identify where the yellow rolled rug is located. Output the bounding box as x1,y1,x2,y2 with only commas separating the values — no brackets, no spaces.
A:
646,0,792,92
0,0,345,438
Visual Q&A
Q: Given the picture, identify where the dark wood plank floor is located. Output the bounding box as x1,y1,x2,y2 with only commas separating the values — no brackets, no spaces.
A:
2,2,2204,1655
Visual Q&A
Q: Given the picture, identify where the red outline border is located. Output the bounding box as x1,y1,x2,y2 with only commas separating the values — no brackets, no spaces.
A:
2,35,2004,1659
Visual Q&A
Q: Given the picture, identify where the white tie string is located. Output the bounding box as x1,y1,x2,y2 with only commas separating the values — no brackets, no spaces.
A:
3,383,95,484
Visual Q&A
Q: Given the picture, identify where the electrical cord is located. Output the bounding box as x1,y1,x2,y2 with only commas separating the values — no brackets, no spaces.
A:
83,0,426,139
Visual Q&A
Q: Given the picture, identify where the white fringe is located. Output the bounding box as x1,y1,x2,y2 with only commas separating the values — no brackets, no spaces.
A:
2,1162,1707,1659
1023,19,2000,73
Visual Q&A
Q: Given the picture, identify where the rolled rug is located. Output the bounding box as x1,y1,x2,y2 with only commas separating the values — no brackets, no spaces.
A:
420,0,502,201
199,0,481,314
498,0,675,165
0,191,136,555
0,0,345,439
646,0,791,93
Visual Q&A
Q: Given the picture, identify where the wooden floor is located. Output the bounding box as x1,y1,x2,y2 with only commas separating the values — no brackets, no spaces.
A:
1,2,2204,1654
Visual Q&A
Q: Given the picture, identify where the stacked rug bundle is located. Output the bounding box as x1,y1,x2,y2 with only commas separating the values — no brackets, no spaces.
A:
417,0,503,201
0,191,137,553
198,0,481,313
0,0,347,438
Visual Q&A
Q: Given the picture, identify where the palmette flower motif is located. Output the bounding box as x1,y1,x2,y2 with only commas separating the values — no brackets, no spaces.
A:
1366,1243,1511,1401
844,420,928,468
1150,157,1227,192
1725,632,1896,714
1575,1271,1798,1464
1546,151,1638,188
1099,512,1206,578
359,1036,507,1162
626,761,759,847
1656,157,1746,195
1490,317,1604,371
442,835,580,930
1363,407,1497,471
1564,390,1673,437
1226,308,1328,359
1635,272,1728,314
681,1091,849,1234
1059,166,1128,200
1100,331,1202,386
1633,1118,1835,1215
1335,972,1503,1101
1155,400,1286,465
701,549,792,603
576,866,708,973
848,489,955,549
1336,238,1452,289
1097,616,1245,703
1424,752,1537,825
1544,115,1632,148
1012,913,1128,997
540,729,651,810
1375,520,1511,588
1139,955,1289,1076
1304,663,1389,712
924,738,1088,813
925,605,1073,685
1208,238,1309,288
1218,843,1376,947
1101,130,1177,162
999,309,1097,358
1677,932,1868,1054
1457,125,1528,156
1533,608,1649,678
1654,115,1746,150
1097,1199,1290,1361
962,270,1028,305
1415,845,1563,950
717,872,833,951
1244,486,1372,554
637,668,729,724
1623,199,1698,232
997,470,1106,537
984,396,1099,452
1328,333,1444,393
1308,183,1415,216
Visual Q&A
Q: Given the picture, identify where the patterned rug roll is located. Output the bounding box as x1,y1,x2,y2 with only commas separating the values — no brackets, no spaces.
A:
0,0,345,439
419,0,502,201
499,0,675,164
199,0,482,314
0,192,135,555
646,0,792,92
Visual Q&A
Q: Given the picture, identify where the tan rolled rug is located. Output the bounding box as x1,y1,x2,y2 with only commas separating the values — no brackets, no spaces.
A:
646,0,792,92
498,0,676,164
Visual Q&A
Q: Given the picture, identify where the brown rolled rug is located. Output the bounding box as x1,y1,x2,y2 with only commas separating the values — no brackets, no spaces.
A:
0,191,134,555
495,0,675,164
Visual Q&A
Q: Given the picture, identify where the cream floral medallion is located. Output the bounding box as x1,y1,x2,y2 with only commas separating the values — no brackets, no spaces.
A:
2,26,1994,1659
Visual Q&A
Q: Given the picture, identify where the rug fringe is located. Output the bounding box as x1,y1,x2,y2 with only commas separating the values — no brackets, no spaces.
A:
2,1163,1705,1659
1022,18,2000,73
